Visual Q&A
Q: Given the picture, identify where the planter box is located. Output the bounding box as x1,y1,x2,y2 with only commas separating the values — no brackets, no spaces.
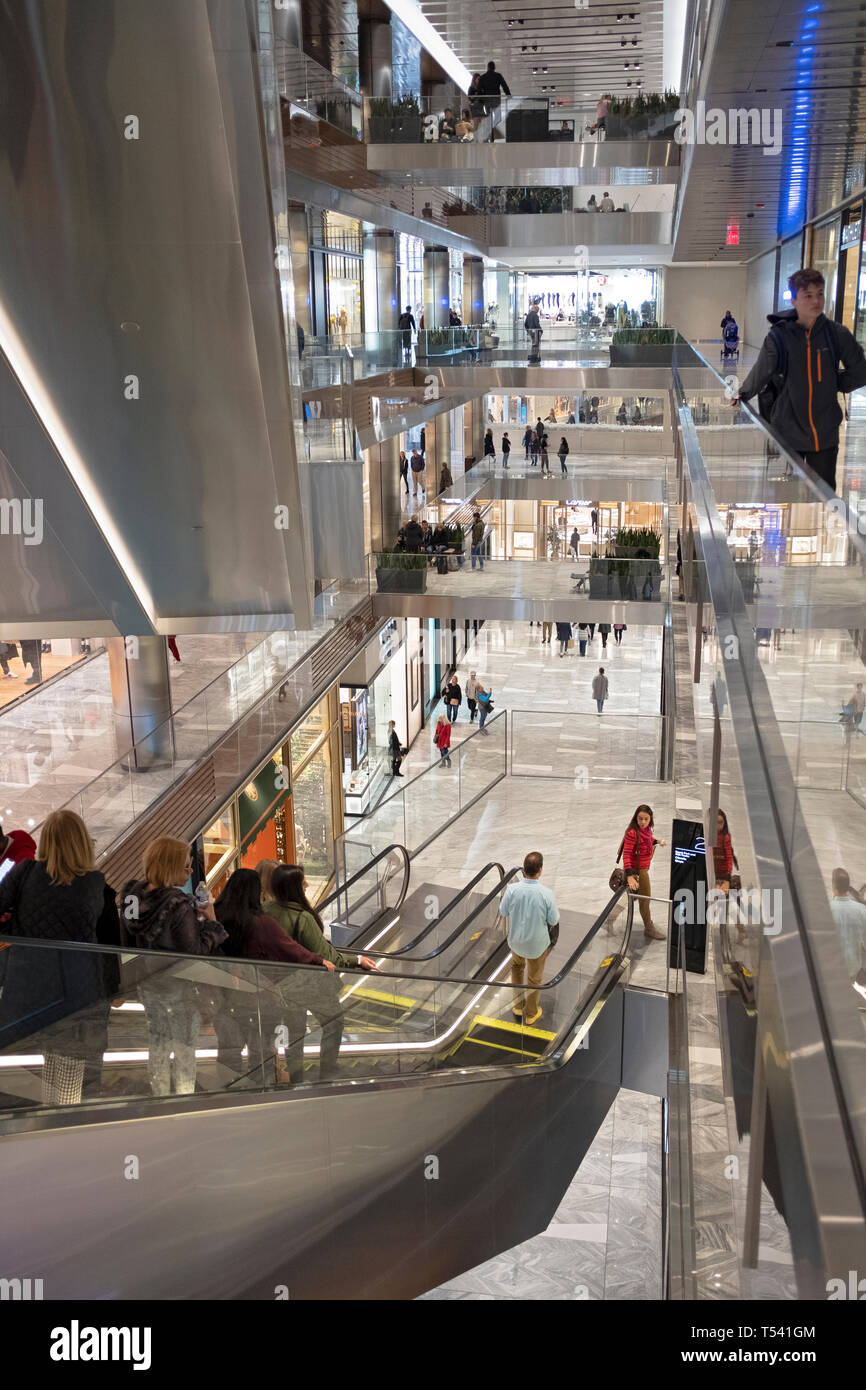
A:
605,112,680,141
375,567,427,594
368,116,422,144
588,564,661,600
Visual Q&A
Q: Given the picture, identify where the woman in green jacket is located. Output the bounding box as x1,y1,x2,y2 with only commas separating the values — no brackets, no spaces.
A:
263,863,377,972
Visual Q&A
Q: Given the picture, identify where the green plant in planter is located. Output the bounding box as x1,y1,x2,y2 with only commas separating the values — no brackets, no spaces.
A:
376,550,426,570
612,526,662,600
611,326,676,346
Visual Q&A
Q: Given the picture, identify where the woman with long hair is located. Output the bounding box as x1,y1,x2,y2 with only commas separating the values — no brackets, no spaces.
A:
619,804,666,940
123,835,227,1097
0,809,121,1106
215,868,334,1085
267,864,372,1082
713,809,736,896
434,712,453,767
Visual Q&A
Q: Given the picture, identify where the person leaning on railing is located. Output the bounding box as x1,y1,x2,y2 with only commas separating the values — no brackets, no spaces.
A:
0,809,121,1107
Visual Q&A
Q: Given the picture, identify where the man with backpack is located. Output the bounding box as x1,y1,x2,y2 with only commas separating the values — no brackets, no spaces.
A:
732,268,866,492
410,447,426,497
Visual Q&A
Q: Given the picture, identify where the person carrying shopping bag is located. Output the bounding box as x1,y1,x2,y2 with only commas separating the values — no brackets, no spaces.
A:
619,804,666,941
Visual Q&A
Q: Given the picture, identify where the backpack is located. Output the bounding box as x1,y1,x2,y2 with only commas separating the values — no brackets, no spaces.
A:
758,318,843,423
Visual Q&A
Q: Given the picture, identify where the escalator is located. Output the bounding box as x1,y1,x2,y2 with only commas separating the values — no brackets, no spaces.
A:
0,876,635,1300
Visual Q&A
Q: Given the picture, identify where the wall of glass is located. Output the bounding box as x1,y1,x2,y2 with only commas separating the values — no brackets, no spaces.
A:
837,203,862,334
776,232,803,311
523,268,659,327
398,232,424,322
196,691,343,905
811,218,840,318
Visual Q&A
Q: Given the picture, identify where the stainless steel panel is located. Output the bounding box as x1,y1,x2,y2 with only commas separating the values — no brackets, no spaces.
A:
423,248,451,329
0,0,312,630
309,460,365,580
365,141,681,182
622,987,669,1098
372,593,668,624
463,256,484,325
471,211,674,251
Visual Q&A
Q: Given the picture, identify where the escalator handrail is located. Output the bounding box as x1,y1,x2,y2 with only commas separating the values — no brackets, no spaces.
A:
0,881,630,991
317,842,410,923
348,860,509,960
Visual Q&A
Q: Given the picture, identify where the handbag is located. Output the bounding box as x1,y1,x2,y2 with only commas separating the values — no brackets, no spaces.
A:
548,919,560,949
567,638,574,649
609,833,639,893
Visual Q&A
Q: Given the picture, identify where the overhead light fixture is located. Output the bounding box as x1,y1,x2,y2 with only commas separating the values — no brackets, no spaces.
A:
382,0,473,90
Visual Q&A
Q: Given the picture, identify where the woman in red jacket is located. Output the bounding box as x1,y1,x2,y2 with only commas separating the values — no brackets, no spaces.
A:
713,809,734,894
620,804,666,940
434,712,453,768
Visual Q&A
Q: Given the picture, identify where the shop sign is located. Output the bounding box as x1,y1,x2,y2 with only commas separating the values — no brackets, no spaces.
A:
841,218,861,250
238,760,289,844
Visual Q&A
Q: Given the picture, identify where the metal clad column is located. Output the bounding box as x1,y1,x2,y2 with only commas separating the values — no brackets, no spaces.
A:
464,256,484,326
423,248,450,328
107,636,173,768
373,230,399,333
368,436,402,553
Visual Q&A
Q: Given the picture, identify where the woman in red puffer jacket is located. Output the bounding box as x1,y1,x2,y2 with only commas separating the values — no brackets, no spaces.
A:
620,804,666,941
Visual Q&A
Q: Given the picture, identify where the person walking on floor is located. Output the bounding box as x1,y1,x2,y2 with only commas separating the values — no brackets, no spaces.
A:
399,450,410,494
541,620,553,644
555,620,572,657
499,850,559,1026
410,447,425,497
388,720,407,777
613,623,626,645
398,305,416,360
569,527,580,560
471,511,486,569
592,666,608,714
529,433,539,467
476,679,493,731
476,59,511,139
434,713,453,767
523,425,533,460
540,436,550,476
848,681,865,730
731,267,866,493
442,673,462,722
577,622,589,657
525,303,542,361
598,622,610,651
558,437,569,475
590,507,598,537
439,460,453,492
466,670,478,722
483,429,496,465
502,432,511,467
618,804,666,941
829,868,866,979
20,638,42,686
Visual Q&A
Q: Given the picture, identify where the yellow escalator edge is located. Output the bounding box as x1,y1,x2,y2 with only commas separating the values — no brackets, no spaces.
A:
470,1013,556,1041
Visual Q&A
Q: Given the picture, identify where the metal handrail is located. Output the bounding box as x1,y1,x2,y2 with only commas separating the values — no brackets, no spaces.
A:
339,861,508,960
318,842,410,927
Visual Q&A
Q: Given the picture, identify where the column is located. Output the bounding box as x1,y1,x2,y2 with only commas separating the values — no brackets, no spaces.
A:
367,436,403,552
107,636,173,769
430,410,453,491
423,247,450,328
463,256,485,326
464,398,486,470
358,21,394,98
364,229,399,336
287,203,311,336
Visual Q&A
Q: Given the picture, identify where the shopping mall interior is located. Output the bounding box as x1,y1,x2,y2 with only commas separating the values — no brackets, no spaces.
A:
1,0,866,1326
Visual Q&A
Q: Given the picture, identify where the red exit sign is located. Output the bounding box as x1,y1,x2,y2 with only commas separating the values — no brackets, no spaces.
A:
726,221,740,245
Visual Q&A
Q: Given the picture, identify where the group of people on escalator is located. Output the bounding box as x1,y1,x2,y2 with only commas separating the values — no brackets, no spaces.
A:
0,809,378,1108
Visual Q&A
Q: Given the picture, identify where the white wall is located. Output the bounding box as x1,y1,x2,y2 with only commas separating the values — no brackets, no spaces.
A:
744,249,778,349
662,265,747,343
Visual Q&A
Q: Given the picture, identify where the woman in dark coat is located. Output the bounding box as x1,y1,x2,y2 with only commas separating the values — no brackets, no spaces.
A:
0,809,120,1107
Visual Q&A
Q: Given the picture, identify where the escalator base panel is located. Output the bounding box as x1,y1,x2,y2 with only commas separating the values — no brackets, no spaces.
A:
447,1013,556,1062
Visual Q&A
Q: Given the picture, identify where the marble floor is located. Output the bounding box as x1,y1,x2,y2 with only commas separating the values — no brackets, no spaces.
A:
420,1087,664,1300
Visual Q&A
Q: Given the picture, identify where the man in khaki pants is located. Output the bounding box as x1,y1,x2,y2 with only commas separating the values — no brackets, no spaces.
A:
499,851,560,1026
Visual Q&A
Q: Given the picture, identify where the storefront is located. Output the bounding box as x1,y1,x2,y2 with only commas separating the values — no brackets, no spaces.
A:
810,217,840,319
309,210,363,338
195,690,344,905
776,232,804,310
397,232,424,323
486,498,663,560
837,203,863,335
340,619,406,817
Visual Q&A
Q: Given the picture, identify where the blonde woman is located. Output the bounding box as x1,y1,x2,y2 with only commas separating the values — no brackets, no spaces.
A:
122,836,226,1096
0,809,120,1106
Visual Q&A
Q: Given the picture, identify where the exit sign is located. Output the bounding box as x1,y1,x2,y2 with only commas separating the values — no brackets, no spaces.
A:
726,221,740,245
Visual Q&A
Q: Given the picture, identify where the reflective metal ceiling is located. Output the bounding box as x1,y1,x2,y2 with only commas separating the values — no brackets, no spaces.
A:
674,0,866,262
413,0,664,102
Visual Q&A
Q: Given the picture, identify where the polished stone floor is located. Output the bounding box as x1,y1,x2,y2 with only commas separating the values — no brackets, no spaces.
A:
420,1087,664,1301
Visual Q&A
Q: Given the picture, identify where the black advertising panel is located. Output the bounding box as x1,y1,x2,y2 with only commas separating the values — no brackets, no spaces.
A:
669,818,708,974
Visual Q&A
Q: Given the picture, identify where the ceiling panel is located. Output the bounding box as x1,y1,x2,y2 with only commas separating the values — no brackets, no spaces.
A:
674,0,866,262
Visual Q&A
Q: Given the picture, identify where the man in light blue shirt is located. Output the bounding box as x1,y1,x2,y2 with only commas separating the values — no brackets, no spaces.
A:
830,868,866,979
499,851,559,1025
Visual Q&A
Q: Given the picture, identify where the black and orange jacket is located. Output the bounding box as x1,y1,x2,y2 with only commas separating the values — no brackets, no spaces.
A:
739,310,866,453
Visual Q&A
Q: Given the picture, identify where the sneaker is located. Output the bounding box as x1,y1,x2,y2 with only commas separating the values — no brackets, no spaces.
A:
512,1005,524,1018
643,924,666,941
524,1008,543,1026
2,672,17,679
25,676,39,686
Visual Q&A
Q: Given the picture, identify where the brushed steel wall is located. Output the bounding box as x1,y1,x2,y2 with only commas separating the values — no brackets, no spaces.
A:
423,248,450,329
0,0,313,632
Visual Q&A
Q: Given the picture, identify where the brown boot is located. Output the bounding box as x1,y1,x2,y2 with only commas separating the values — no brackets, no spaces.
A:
643,923,665,941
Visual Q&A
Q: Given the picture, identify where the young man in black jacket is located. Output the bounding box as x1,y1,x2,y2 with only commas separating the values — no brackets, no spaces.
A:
733,268,866,492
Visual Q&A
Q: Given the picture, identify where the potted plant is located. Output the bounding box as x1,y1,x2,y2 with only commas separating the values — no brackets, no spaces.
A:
609,325,699,366
605,90,682,139
375,550,428,593
367,93,422,143
612,526,662,600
